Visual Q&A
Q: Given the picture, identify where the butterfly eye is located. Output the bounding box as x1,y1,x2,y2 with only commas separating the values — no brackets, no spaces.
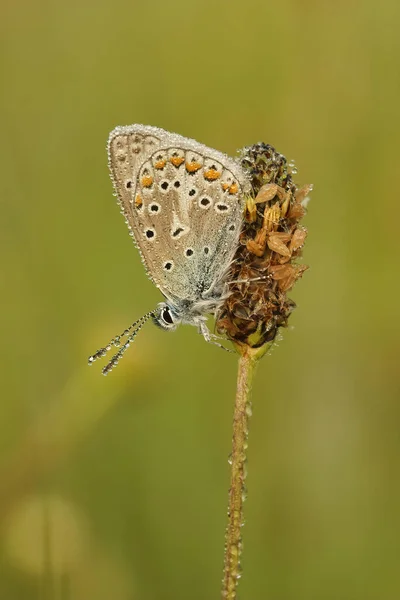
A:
153,303,180,331
162,307,174,325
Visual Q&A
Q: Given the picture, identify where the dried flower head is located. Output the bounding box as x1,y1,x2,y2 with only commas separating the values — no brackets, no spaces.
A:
216,143,312,351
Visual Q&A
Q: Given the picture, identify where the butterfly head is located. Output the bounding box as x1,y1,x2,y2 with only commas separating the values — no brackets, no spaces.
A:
152,302,181,331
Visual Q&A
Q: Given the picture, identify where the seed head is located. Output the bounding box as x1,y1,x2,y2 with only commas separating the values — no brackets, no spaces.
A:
217,143,312,351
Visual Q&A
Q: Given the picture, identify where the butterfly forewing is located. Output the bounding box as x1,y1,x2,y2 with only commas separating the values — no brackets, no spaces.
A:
108,125,248,302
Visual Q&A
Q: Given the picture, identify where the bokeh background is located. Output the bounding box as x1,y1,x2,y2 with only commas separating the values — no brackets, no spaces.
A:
2,1,400,599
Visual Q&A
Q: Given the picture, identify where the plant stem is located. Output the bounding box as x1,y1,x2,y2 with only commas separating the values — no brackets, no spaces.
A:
222,344,265,599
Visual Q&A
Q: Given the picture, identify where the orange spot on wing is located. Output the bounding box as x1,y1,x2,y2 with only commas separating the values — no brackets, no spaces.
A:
204,169,221,181
154,159,166,169
141,175,153,187
186,161,202,173
222,182,230,191
170,156,185,167
135,194,143,208
229,182,238,194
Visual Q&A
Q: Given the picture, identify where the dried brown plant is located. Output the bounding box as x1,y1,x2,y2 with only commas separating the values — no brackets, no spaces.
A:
217,143,312,350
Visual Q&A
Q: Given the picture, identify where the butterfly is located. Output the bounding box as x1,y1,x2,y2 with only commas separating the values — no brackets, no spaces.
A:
89,125,250,374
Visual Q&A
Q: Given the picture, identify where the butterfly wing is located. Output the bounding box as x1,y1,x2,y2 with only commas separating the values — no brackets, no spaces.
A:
108,125,249,302
107,123,167,244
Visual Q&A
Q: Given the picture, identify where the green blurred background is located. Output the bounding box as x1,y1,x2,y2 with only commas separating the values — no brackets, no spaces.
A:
1,1,400,598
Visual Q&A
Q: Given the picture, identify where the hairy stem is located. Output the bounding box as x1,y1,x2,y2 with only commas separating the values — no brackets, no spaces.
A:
222,344,266,599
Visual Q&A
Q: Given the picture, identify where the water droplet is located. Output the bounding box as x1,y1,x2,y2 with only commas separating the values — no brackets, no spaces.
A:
227,453,233,465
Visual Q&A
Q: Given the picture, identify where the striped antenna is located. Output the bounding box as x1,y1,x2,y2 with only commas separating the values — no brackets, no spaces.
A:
88,311,154,374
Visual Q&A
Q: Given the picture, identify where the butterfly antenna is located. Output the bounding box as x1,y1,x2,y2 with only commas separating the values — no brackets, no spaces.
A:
88,311,154,372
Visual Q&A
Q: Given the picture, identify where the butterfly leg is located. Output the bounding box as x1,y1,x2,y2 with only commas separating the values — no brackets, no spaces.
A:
198,321,233,352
